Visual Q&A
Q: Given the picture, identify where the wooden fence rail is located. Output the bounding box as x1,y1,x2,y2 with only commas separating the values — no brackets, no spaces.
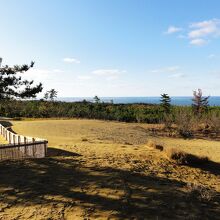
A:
0,124,47,160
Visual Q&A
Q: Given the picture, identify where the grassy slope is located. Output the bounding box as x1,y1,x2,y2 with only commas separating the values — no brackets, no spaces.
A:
0,119,219,219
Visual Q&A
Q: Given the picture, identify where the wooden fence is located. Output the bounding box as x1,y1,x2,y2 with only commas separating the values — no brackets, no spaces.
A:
0,124,47,160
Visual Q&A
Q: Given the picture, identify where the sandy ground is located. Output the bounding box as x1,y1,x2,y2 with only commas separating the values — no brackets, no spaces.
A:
0,135,8,145
12,119,220,162
0,119,219,219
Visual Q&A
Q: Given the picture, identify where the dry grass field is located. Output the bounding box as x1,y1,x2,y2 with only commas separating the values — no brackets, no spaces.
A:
0,119,219,219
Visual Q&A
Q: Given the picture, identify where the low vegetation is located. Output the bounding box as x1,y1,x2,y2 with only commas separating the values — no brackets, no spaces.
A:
186,183,216,202
166,148,209,165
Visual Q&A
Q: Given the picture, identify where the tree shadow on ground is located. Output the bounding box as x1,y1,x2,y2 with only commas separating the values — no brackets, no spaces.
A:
0,148,219,219
186,160,220,176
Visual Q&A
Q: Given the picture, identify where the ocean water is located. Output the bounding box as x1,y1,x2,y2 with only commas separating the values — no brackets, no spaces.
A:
57,96,220,106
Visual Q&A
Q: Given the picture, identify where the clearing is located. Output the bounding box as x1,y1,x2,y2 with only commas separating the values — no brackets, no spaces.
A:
0,119,219,219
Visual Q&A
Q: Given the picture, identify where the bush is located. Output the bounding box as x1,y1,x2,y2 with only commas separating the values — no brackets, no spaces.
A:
163,113,174,130
207,111,220,136
174,108,194,138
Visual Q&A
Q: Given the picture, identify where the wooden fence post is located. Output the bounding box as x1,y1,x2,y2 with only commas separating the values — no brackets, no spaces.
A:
13,135,16,145
24,137,27,155
44,141,47,157
9,132,11,144
32,138,35,157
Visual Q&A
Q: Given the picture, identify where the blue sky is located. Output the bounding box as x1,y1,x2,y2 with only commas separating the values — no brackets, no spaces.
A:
0,0,220,97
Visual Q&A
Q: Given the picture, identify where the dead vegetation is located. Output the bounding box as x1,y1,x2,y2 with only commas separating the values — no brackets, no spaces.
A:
146,140,164,151
160,109,220,140
185,183,216,202
165,148,209,165
147,139,210,166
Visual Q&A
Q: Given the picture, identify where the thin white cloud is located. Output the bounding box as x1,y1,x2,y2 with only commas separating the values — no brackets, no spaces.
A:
151,66,180,73
166,18,220,46
169,73,186,78
190,38,207,46
208,54,216,59
92,69,126,76
22,68,64,82
177,34,187,39
77,75,92,80
53,69,64,73
63,57,80,64
188,19,220,39
150,66,186,78
92,69,126,80
165,26,183,34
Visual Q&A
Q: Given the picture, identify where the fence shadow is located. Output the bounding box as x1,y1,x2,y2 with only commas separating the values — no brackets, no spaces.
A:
186,160,220,176
0,120,13,128
0,150,219,219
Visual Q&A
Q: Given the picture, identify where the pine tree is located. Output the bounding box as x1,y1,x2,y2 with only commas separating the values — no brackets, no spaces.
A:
44,89,58,101
0,61,43,100
93,95,100,104
160,93,171,113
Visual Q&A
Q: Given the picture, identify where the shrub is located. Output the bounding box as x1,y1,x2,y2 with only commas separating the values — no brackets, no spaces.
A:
81,138,88,142
186,183,215,202
163,113,174,130
174,108,194,138
207,111,220,136
155,144,164,151
166,148,209,165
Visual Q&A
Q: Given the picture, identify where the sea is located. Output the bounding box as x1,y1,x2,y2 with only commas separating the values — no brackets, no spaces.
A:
57,96,220,106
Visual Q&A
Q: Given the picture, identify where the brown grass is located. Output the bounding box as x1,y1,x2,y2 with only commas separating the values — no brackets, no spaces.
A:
186,183,215,202
166,148,209,165
146,140,164,151
146,140,157,148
